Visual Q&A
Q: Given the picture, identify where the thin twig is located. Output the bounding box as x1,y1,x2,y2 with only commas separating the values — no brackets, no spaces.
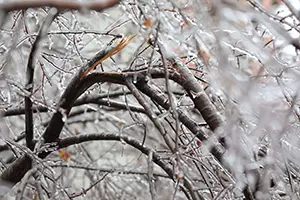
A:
70,173,109,198
148,150,156,200
126,77,175,151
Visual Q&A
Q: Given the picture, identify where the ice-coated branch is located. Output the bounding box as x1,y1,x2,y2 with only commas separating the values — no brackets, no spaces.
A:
25,9,58,151
0,0,120,12
58,132,203,200
126,78,175,151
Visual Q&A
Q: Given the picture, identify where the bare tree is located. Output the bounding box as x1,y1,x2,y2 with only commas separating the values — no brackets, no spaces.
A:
0,0,300,199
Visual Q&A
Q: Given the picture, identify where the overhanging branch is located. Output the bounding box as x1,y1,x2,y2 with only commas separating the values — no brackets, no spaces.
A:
0,0,120,12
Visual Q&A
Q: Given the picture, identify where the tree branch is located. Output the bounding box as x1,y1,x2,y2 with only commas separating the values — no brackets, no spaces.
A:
0,0,120,13
171,59,223,131
135,80,225,162
25,9,58,151
3,90,131,117
0,65,221,195
0,46,124,185
42,48,124,144
126,78,175,151
58,132,203,200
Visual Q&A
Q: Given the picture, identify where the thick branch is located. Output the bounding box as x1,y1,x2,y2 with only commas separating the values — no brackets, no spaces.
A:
136,81,225,162
25,9,58,151
0,66,220,192
136,81,209,141
0,156,31,184
42,48,123,144
172,59,223,131
0,46,123,185
0,0,120,12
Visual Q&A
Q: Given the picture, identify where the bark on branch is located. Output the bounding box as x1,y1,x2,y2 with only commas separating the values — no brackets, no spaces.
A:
0,0,120,12
25,9,58,151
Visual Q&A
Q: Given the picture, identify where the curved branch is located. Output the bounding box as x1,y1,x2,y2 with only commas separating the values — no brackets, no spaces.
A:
58,132,202,200
0,0,120,13
136,81,209,140
59,133,173,176
0,65,221,192
42,50,124,144
135,81,225,162
0,46,123,185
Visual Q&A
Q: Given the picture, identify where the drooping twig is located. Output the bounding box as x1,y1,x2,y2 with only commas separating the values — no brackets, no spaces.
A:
70,173,109,198
126,78,175,151
158,43,180,153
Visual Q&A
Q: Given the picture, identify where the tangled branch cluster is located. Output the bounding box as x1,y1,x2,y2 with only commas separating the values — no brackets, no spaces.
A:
1,0,300,199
